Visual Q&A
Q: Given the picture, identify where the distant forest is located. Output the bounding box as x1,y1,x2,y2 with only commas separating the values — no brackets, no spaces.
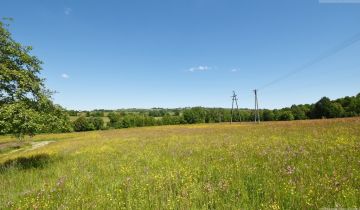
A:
68,93,360,132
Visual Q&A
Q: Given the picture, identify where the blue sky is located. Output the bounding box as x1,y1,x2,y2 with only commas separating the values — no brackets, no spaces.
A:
1,0,360,110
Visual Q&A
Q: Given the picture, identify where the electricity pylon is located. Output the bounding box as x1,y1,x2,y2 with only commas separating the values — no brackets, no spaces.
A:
230,91,241,124
254,89,260,123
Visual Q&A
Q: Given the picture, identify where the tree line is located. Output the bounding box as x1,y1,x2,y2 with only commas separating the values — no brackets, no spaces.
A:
69,93,360,132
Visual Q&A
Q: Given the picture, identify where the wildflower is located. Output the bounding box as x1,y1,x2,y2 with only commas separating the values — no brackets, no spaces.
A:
285,165,295,175
56,176,67,188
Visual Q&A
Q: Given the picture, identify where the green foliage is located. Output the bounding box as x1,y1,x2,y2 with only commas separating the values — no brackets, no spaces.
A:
89,117,104,130
278,111,295,121
75,93,360,132
90,111,104,117
0,102,72,138
0,20,72,138
72,116,104,132
108,112,121,125
312,97,345,119
183,107,207,124
0,102,43,138
290,105,308,120
65,93,360,133
67,110,78,116
73,116,95,132
149,109,167,117
0,21,43,105
262,110,275,121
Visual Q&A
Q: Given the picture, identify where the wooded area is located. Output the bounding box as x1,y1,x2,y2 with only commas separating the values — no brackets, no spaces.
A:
68,93,360,132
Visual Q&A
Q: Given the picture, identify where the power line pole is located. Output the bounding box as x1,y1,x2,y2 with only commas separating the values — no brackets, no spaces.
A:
230,91,241,124
254,89,260,123
235,92,241,122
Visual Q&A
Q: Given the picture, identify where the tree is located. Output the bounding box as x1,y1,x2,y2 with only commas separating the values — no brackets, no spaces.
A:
278,111,295,121
183,107,206,124
73,116,95,132
262,110,275,121
0,20,72,139
108,112,121,126
349,94,360,115
90,111,104,117
90,117,104,130
240,110,251,121
311,97,345,119
67,110,79,116
290,105,307,120
328,102,345,118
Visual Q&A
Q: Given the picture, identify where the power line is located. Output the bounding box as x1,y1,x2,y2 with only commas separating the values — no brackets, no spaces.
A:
258,31,360,90
253,89,260,123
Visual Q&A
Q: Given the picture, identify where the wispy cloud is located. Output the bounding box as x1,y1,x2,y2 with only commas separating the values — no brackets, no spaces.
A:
64,8,72,15
188,65,210,72
231,68,239,73
61,73,69,79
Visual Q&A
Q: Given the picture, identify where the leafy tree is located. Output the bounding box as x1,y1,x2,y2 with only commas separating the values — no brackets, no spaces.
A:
108,112,121,126
73,116,95,132
162,114,173,125
90,117,104,130
263,110,275,121
121,116,133,128
329,102,345,118
311,97,331,118
311,97,345,118
183,107,206,124
85,112,91,117
0,102,43,137
90,111,104,117
336,95,360,117
240,110,251,121
67,110,78,116
349,95,360,115
290,105,307,120
173,109,180,116
0,20,72,139
205,109,218,123
278,111,295,121
149,109,167,117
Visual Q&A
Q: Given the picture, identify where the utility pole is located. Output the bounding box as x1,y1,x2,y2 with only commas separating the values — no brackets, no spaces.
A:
230,91,241,124
254,89,260,123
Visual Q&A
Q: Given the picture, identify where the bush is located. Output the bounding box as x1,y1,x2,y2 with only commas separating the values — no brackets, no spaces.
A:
278,111,295,121
183,107,206,124
263,110,275,121
73,116,95,132
90,117,104,130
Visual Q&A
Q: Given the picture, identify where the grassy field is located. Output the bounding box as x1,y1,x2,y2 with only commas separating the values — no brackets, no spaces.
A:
0,118,359,209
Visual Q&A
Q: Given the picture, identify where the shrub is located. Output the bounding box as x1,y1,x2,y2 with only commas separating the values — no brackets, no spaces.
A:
90,117,104,130
73,116,95,132
278,111,295,121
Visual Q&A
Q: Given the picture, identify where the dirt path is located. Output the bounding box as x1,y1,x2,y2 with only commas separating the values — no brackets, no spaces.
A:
6,141,54,154
28,141,54,151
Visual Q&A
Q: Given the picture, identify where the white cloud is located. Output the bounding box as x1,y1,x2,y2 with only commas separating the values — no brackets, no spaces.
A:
231,68,239,72
61,73,69,79
188,65,210,72
64,8,72,15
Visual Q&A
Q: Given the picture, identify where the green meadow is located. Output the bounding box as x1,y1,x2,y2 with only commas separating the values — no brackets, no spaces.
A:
1,118,359,209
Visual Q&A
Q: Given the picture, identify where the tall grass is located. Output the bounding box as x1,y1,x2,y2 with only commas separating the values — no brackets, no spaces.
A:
0,118,359,209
